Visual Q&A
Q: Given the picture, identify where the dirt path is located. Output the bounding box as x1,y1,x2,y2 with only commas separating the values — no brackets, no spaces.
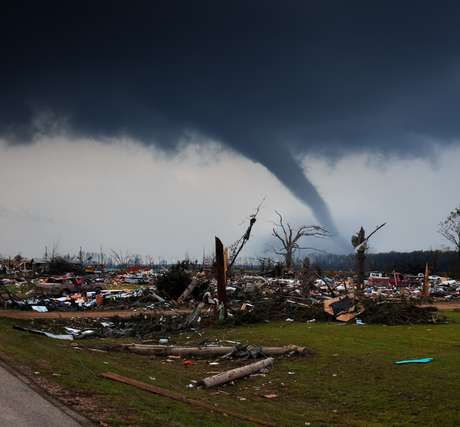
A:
0,308,191,320
422,302,460,311
0,302,458,320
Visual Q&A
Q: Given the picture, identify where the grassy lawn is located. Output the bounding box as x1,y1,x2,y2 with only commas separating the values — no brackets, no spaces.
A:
0,313,459,426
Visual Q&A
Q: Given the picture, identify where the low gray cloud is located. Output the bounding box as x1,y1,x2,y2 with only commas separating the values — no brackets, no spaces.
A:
0,206,56,224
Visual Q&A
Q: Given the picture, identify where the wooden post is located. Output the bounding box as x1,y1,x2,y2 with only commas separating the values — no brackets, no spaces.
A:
215,237,227,317
423,263,430,297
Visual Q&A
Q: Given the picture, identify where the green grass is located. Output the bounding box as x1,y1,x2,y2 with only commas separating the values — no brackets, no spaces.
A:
0,313,459,426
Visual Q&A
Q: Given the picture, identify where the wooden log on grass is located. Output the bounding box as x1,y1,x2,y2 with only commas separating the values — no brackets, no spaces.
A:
200,357,274,388
108,343,309,357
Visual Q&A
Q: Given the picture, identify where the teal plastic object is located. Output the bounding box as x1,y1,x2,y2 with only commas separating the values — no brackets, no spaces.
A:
394,358,433,365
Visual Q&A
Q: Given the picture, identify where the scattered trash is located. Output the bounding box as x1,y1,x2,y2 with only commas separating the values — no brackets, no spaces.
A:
31,305,48,313
324,295,364,322
13,325,74,341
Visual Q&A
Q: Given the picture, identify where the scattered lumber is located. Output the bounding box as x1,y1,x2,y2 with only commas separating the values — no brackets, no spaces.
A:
100,372,276,427
200,357,274,388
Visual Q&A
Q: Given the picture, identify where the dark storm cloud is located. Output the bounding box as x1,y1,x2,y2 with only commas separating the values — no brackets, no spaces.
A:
2,1,460,243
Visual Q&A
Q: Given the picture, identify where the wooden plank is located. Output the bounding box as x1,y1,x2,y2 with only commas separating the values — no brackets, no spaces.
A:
100,372,276,427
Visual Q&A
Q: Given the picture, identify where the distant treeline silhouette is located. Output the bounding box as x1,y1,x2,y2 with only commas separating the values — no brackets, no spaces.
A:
312,250,460,276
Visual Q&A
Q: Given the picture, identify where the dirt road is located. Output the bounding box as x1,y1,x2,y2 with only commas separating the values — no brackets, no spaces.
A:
0,308,191,320
0,302,457,320
421,302,460,311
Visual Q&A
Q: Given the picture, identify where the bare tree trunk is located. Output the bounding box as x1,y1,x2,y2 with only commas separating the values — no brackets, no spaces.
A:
356,250,365,291
215,237,227,318
285,249,293,271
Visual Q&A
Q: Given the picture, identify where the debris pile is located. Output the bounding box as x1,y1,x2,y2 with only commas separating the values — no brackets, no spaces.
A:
360,300,443,325
1,262,457,328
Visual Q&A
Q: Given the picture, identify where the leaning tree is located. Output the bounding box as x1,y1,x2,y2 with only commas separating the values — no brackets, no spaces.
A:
272,211,328,271
439,206,460,258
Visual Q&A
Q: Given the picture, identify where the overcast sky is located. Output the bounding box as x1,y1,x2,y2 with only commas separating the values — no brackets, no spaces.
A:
0,135,457,259
1,2,460,259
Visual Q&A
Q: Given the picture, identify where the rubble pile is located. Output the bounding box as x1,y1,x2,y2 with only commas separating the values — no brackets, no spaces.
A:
360,300,443,325
24,312,203,340
1,263,458,329
3,283,171,312
229,297,327,324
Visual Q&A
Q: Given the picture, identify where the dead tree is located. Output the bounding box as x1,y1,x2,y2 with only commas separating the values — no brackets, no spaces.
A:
272,211,328,271
439,206,460,259
352,227,366,289
110,249,134,267
227,198,265,272
351,223,386,291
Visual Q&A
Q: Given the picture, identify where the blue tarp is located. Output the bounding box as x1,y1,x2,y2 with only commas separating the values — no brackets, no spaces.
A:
395,358,433,365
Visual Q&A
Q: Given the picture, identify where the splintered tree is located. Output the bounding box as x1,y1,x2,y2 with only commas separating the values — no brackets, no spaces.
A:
352,227,367,289
216,199,264,318
272,211,328,271
351,223,386,291
439,206,460,259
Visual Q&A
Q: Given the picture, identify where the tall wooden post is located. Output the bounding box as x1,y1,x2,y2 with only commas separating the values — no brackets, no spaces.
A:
423,263,430,297
355,227,366,292
215,237,227,318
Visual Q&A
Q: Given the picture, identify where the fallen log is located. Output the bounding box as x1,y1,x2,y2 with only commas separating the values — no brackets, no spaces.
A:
151,292,166,303
101,372,276,427
200,357,274,388
177,278,199,304
106,343,309,357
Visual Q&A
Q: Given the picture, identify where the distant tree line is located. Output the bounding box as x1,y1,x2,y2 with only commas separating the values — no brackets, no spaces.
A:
311,250,459,276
